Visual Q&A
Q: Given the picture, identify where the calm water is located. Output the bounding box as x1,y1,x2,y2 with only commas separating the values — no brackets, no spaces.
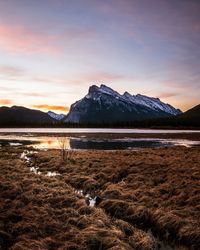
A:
0,128,199,134
0,135,200,150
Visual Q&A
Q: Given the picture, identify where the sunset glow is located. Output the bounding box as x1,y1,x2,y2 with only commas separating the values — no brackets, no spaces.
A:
0,0,199,113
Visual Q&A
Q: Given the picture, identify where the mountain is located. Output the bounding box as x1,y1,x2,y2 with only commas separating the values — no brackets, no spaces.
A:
175,104,200,126
47,111,65,121
0,106,56,126
132,104,200,128
64,84,181,124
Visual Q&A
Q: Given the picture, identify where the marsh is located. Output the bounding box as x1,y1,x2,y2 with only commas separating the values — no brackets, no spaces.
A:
0,143,199,249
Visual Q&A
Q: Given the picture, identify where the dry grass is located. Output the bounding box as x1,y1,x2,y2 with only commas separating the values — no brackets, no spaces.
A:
0,146,200,249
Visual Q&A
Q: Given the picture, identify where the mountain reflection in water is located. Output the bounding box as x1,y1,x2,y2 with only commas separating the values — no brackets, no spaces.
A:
69,139,161,150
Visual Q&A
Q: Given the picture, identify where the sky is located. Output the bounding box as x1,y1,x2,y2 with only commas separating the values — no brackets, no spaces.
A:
0,0,199,113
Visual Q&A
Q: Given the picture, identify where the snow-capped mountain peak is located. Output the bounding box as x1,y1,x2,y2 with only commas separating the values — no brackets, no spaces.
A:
99,84,119,95
123,91,133,99
64,84,181,123
123,93,180,115
89,84,120,96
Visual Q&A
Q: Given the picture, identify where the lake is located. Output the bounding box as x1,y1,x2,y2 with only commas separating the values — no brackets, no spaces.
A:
0,128,200,150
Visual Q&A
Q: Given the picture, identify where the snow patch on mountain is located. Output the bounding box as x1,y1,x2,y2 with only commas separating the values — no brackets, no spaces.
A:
47,111,65,121
123,92,180,115
91,84,181,116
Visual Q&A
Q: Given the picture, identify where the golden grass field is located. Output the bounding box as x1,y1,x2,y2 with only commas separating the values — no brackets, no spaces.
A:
0,145,200,249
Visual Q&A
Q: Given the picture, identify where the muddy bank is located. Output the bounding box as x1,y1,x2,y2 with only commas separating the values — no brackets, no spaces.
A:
0,146,200,249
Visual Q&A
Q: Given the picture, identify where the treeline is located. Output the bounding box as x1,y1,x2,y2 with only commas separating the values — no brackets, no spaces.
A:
0,121,57,128
0,116,200,129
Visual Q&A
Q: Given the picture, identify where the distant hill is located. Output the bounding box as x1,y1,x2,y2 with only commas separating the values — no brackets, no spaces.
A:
176,104,200,126
64,84,181,124
0,106,56,126
132,104,200,128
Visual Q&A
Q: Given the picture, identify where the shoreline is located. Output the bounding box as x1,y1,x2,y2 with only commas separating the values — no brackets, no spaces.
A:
1,132,200,140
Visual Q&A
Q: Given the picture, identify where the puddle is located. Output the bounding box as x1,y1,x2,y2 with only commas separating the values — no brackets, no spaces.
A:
21,151,60,177
9,142,22,146
75,189,98,207
20,151,31,162
46,171,60,177
88,197,97,207
85,194,97,207
30,166,41,175
20,150,38,162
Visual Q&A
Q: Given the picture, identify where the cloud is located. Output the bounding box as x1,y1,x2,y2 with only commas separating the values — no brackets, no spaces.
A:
163,78,200,91
32,105,69,113
0,23,96,55
71,71,133,85
0,64,25,78
0,99,13,105
83,72,125,82
91,0,200,48
0,24,60,55
19,92,50,98
158,92,179,98
30,71,133,87
81,72,124,83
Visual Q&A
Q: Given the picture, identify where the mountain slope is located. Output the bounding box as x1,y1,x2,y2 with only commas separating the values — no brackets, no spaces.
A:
175,104,200,126
123,92,180,116
132,104,200,128
47,111,65,121
65,85,181,124
0,106,56,126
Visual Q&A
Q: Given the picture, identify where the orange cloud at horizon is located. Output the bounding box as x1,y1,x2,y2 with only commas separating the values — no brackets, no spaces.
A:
0,99,13,105
32,104,69,113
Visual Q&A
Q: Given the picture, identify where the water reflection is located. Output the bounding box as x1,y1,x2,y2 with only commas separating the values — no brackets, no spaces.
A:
36,137,69,149
69,138,161,150
0,135,200,150
69,138,200,150
0,139,35,147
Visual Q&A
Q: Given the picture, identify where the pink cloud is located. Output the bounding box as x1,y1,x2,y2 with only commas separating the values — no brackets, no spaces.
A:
0,23,97,56
158,92,178,98
163,80,199,91
0,24,59,55
80,72,126,82
30,72,127,87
